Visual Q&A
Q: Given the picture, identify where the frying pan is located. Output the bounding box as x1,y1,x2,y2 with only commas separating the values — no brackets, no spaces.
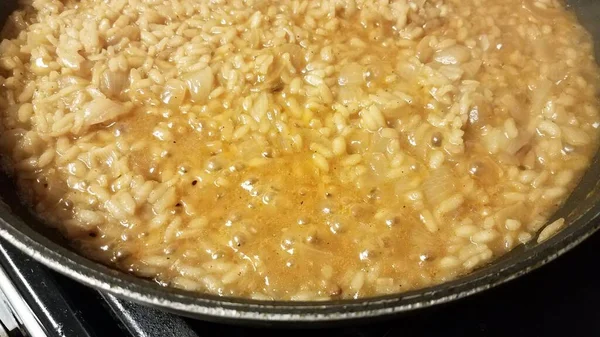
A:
0,0,599,326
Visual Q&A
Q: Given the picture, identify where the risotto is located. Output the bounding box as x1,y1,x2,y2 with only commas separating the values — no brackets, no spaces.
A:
0,0,598,300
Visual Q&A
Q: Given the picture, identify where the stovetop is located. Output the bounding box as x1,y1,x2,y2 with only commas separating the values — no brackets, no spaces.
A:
0,232,599,337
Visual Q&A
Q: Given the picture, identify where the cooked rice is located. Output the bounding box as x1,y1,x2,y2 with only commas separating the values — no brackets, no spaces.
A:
0,0,598,300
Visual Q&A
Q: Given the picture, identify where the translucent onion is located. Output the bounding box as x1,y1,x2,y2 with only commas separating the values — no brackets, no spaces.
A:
522,0,555,20
468,156,503,186
415,36,434,63
422,166,457,206
278,43,306,70
433,45,471,65
547,62,569,84
58,75,88,89
249,29,260,49
369,133,390,153
496,152,520,166
182,67,213,104
532,39,552,62
395,59,419,81
82,98,133,125
364,153,388,177
337,85,365,105
505,131,532,155
31,56,51,75
56,46,84,69
236,139,263,160
364,57,392,82
261,58,284,91
499,94,527,124
493,203,528,227
106,25,140,46
462,60,482,79
466,94,492,127
529,78,552,114
161,79,186,107
100,70,128,98
91,146,119,168
346,129,371,154
338,62,365,86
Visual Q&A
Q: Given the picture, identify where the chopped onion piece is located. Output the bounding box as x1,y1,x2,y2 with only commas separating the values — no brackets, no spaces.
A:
338,85,365,105
182,67,213,104
346,129,371,154
161,79,187,107
505,131,532,155
494,203,528,227
433,45,471,65
529,79,552,114
56,45,84,69
364,153,388,177
422,167,457,206
100,70,128,98
278,43,306,70
416,36,434,63
369,133,390,153
468,156,503,186
462,60,482,79
82,98,133,125
338,62,365,86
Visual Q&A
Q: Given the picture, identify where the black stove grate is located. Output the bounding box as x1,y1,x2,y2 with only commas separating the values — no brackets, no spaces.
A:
0,233,599,337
